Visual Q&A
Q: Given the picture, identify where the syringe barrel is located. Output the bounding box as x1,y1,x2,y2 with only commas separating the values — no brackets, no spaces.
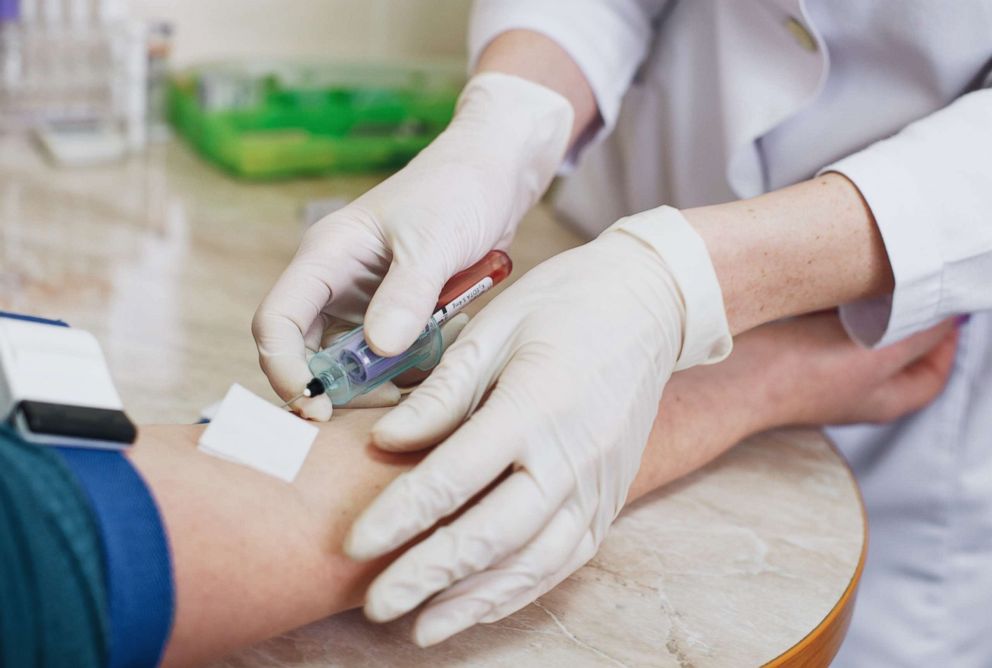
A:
308,319,443,406
308,249,513,406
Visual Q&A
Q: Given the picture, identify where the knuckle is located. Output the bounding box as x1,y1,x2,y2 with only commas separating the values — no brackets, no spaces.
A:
250,309,267,339
316,203,378,233
430,526,496,579
403,467,467,522
434,340,491,406
406,380,465,423
251,311,286,349
251,314,307,359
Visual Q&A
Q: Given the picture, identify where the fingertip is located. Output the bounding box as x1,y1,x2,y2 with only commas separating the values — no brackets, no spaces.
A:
344,497,409,561
412,617,459,648
413,625,442,648
364,255,448,356
414,600,490,647
364,307,423,357
363,592,400,624
343,524,382,563
297,395,333,422
370,405,424,451
363,563,436,624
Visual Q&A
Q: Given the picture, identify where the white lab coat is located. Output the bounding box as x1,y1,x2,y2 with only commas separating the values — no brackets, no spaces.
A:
470,1,992,665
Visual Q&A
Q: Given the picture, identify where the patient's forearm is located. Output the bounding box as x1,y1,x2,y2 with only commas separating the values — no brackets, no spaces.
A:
630,326,779,499
131,410,424,667
131,332,776,666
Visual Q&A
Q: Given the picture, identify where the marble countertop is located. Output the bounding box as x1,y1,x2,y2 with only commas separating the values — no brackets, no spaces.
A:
0,136,865,666
223,429,862,668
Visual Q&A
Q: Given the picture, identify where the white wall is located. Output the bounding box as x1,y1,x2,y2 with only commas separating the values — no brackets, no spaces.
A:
128,0,472,67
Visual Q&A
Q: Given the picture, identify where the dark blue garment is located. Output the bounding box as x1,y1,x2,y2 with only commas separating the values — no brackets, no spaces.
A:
0,310,174,666
0,427,109,667
56,447,174,668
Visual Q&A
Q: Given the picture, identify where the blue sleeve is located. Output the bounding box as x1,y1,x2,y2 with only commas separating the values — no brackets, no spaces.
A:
56,447,175,668
0,428,109,668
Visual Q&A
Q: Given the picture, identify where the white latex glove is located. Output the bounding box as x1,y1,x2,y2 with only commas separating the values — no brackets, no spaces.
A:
252,72,572,420
344,206,733,646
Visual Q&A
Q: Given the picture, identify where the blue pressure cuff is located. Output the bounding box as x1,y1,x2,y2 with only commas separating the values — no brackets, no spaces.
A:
54,447,175,668
0,310,173,665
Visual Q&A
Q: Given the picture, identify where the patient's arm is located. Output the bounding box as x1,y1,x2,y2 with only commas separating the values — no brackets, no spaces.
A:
136,359,766,666
132,411,414,667
132,313,955,667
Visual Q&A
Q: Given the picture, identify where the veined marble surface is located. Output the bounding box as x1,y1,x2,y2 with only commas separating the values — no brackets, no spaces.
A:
0,136,864,666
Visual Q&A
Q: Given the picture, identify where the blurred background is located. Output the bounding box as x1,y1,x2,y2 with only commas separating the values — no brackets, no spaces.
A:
0,0,473,165
0,0,546,423
129,0,471,66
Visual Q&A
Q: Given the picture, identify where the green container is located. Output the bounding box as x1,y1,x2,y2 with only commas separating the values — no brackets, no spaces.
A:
168,61,463,180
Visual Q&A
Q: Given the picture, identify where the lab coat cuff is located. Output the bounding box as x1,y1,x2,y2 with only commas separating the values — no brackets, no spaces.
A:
818,160,943,349
468,0,653,172
607,206,733,371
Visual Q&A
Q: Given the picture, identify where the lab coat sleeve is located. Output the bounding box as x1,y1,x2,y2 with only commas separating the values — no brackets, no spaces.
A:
819,88,992,348
468,0,667,166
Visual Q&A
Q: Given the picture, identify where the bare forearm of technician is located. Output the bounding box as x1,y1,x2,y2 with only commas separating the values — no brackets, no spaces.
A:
478,33,893,333
687,172,895,336
128,356,772,667
475,29,600,148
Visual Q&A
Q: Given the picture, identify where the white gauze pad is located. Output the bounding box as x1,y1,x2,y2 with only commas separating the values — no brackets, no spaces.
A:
198,383,318,483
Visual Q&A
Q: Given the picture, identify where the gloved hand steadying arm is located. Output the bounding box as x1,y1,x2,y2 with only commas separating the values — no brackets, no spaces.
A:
344,206,733,646
251,73,572,420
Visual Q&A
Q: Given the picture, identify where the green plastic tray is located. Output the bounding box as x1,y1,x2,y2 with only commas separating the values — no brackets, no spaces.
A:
168,61,463,179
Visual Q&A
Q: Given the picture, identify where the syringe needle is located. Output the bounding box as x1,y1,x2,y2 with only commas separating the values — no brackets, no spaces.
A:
278,381,321,409
279,392,307,409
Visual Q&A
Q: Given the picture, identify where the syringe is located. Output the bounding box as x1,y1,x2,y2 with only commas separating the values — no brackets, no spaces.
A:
289,250,512,408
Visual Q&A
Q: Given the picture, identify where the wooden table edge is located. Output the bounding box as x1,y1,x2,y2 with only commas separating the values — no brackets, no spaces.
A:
763,432,868,667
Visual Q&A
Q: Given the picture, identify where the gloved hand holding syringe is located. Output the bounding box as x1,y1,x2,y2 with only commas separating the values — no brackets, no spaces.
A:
282,250,512,410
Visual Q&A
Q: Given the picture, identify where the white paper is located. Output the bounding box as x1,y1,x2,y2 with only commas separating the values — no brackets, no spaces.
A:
198,383,317,483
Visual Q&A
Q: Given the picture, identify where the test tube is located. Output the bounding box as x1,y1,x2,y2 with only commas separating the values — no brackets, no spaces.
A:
434,250,512,317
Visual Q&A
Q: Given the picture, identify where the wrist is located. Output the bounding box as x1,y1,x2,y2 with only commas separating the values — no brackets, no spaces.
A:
440,73,573,211
604,206,733,371
629,361,767,502
474,29,599,148
732,320,817,433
